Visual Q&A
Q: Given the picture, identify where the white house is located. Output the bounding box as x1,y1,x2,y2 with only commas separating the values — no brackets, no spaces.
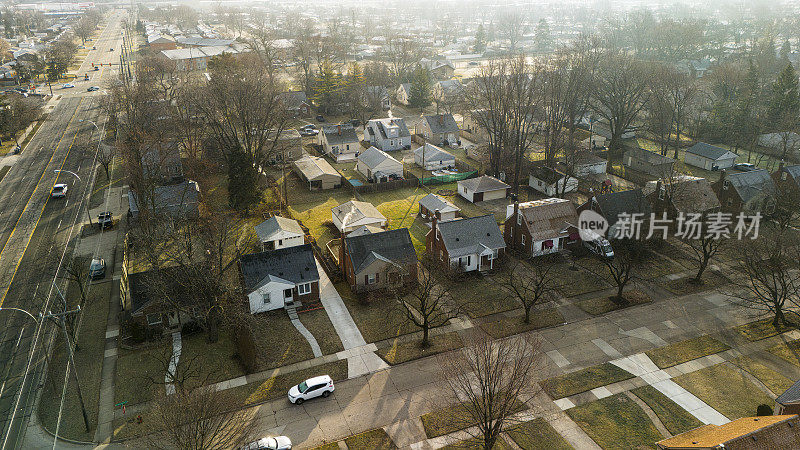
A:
254,216,305,251
458,175,510,203
240,245,320,314
331,200,388,234
319,124,361,162
356,146,404,182
572,152,608,177
529,166,578,196
418,114,461,147
684,142,738,171
414,143,456,170
429,214,505,273
418,193,460,222
364,117,412,151
396,83,412,105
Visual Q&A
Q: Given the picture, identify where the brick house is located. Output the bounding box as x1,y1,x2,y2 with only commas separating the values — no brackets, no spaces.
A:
504,198,579,257
712,169,776,215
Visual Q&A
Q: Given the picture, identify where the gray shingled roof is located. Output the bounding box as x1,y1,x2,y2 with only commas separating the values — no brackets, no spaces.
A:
322,124,359,145
458,175,510,193
776,378,800,405
423,114,460,134
624,147,675,165
593,189,652,228
128,179,200,218
358,146,401,169
254,216,304,242
414,143,455,163
530,166,566,185
369,118,411,139
344,228,416,274
781,164,800,186
436,215,505,258
686,142,737,161
418,193,459,214
726,169,775,203
240,244,319,292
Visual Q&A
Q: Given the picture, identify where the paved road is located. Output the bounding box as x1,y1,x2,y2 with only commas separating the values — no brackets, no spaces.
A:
0,11,126,449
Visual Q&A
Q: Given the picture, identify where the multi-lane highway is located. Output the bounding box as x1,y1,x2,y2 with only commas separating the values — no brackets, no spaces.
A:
0,11,127,449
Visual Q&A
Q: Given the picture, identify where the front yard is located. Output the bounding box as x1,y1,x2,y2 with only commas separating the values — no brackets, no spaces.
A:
566,394,664,450
673,363,774,420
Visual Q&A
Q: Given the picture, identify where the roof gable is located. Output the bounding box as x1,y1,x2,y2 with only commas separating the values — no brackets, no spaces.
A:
686,142,737,161
254,216,304,242
436,215,505,258
240,244,319,293
458,175,510,193
344,228,417,274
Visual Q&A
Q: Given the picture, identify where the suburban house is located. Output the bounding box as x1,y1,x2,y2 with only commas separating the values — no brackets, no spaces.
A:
462,109,488,142
420,58,455,79
675,59,712,79
418,193,460,222
331,200,387,234
277,90,312,117
364,117,412,151
319,124,360,162
414,143,456,170
418,114,460,147
271,129,304,164
656,415,800,450
396,83,412,106
432,79,464,106
775,379,800,415
356,146,404,183
571,152,608,177
141,142,184,184
340,228,418,293
458,175,510,203
644,176,721,216
292,155,342,190
528,166,578,196
684,142,738,171
239,244,320,314
504,198,579,257
773,163,800,196
623,147,675,177
128,179,200,220
758,132,800,151
121,266,196,331
427,214,505,272
254,216,305,251
366,85,391,110
713,169,776,214
147,34,177,51
578,189,652,240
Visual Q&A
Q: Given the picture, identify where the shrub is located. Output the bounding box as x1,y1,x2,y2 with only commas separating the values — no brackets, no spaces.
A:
757,404,773,416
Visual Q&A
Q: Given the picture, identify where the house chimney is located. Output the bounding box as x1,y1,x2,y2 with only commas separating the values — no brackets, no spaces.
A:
431,213,439,241
337,124,342,136
339,229,346,274
438,114,444,126
434,208,441,221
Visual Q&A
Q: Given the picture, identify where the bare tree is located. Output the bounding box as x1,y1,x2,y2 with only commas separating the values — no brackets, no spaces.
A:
497,12,526,53
381,33,422,82
496,255,556,324
398,255,461,348
437,335,541,449
96,143,115,181
683,216,727,283
600,239,642,301
0,95,42,145
733,229,800,328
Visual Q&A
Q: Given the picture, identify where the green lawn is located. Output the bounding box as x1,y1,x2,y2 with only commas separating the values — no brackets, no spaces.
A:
506,418,572,450
767,339,800,366
673,363,774,420
645,335,731,369
227,360,348,407
576,290,651,316
479,308,565,339
420,398,527,438
288,190,355,248
631,385,703,435
39,278,111,441
567,394,663,450
733,319,795,342
344,428,397,449
731,357,795,396
335,282,416,343
376,331,463,365
540,363,634,400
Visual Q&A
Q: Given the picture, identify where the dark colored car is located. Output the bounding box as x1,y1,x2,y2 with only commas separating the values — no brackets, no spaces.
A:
316,115,325,122
97,212,113,229
89,258,106,280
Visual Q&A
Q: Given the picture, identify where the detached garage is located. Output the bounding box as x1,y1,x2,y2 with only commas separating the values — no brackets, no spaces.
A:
684,143,738,171
458,175,510,203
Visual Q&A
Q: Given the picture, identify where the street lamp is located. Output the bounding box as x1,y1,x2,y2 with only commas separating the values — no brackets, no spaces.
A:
0,307,40,323
53,169,93,227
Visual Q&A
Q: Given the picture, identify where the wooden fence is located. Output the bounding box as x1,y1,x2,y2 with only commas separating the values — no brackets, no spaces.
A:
351,170,421,194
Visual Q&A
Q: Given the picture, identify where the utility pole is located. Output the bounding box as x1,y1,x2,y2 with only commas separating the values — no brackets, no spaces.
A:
44,307,90,432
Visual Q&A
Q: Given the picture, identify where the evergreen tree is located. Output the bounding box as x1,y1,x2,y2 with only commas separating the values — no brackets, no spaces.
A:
534,18,551,51
227,150,261,213
408,66,431,109
780,39,792,62
344,62,367,119
767,63,800,159
313,58,344,115
474,24,486,53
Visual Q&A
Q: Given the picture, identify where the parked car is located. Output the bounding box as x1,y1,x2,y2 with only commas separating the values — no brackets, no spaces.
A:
734,163,756,172
583,234,614,259
469,61,480,66
92,46,96,50
87,86,100,92
109,48,114,51
89,258,106,280
94,66,100,71
240,436,292,450
12,145,21,155
51,183,68,198
288,375,334,405
315,115,325,122
299,128,318,136
97,212,113,229
62,83,75,89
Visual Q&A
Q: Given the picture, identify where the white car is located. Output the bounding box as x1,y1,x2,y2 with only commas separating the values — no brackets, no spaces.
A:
241,436,292,450
288,375,334,405
62,83,75,89
51,183,68,198
87,86,100,92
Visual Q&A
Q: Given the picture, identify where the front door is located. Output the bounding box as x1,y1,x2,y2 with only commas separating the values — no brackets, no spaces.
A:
284,288,293,306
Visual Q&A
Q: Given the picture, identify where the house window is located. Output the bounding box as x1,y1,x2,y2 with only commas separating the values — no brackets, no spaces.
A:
284,289,292,298
517,213,522,226
146,313,162,326
346,144,350,151
263,294,270,304
440,250,444,261
278,239,283,246
723,180,729,190
658,187,665,200
298,282,311,295
367,273,377,284
521,235,525,246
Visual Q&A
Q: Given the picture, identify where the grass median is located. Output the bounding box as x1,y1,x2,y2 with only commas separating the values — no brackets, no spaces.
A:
645,335,730,369
576,290,651,316
631,385,703,435
344,428,397,449
420,398,527,438
673,363,773,420
566,394,663,450
507,418,572,450
376,331,463,365
733,319,795,342
540,362,634,400
479,308,565,339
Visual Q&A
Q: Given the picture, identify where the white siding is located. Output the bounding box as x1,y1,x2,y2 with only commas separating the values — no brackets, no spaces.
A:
264,234,304,250
248,280,293,314
482,189,507,202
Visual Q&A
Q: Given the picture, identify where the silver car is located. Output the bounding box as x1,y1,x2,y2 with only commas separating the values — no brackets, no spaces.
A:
241,436,292,450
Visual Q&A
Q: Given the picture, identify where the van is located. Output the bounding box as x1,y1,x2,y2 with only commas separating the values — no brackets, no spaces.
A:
583,233,614,259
